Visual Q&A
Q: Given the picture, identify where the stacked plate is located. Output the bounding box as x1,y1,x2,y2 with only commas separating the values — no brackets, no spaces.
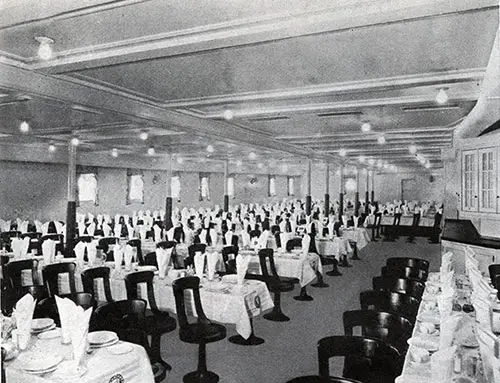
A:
31,318,55,334
52,360,87,380
88,331,119,348
18,352,63,375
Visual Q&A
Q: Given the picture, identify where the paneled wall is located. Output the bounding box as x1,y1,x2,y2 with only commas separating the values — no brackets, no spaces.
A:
0,161,301,221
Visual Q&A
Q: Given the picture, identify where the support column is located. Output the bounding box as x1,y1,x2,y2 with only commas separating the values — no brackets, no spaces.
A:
164,154,173,230
371,170,375,203
223,160,229,212
338,163,344,221
354,168,360,217
305,159,312,215
365,169,370,214
65,141,77,256
324,162,330,215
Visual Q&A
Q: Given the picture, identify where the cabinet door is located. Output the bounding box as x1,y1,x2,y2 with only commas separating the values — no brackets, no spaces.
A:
478,148,497,213
462,150,478,211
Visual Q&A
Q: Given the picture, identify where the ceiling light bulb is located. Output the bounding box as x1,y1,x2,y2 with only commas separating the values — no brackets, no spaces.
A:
383,162,389,169
223,109,234,121
408,144,417,154
236,160,243,167
139,131,148,141
147,147,155,156
257,162,264,169
70,137,79,146
35,36,54,60
425,162,431,169
206,144,214,153
338,148,347,157
248,152,257,160
377,135,386,145
361,122,371,132
48,144,56,153
435,88,449,104
419,157,426,165
368,158,375,166
19,121,29,133
111,148,118,157
358,155,366,163
177,157,184,164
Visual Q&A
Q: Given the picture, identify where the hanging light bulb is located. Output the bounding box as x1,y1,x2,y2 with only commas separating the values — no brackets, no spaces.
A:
111,148,118,157
206,144,214,153
248,152,257,160
377,135,386,145
361,122,371,133
358,155,366,163
408,144,417,154
223,109,234,121
147,147,155,156
35,36,55,60
236,159,243,167
139,131,148,141
425,161,431,169
177,156,184,164
338,148,347,157
435,88,449,104
48,144,56,153
70,137,79,146
257,162,264,169
19,121,30,133
368,158,375,166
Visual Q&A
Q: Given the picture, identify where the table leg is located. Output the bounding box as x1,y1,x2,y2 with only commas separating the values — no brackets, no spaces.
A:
326,258,342,276
294,286,313,301
338,253,352,268
311,271,329,287
228,317,265,345
349,242,361,260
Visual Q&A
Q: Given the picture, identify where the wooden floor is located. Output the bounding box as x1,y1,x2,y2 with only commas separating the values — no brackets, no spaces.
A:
160,236,442,382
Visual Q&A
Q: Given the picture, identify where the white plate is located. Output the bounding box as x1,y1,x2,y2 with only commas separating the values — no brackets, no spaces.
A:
31,318,54,332
89,337,119,349
37,328,61,339
108,343,133,355
87,330,118,346
407,337,439,352
32,323,56,334
18,352,63,372
52,360,87,380
136,265,157,272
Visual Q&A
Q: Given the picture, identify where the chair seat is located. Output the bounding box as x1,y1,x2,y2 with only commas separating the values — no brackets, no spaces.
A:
269,280,295,293
179,322,226,344
319,256,335,265
279,276,299,285
144,309,177,334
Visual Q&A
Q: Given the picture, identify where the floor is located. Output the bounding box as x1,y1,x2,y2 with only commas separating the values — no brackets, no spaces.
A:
160,236,442,383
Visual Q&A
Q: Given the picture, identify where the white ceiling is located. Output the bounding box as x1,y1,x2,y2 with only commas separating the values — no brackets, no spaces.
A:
0,0,498,173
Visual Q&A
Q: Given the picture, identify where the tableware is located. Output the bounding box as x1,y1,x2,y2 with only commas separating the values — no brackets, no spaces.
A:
136,265,157,272
108,343,133,355
407,336,439,351
38,328,61,339
88,331,119,347
409,346,430,364
52,360,87,380
18,352,63,373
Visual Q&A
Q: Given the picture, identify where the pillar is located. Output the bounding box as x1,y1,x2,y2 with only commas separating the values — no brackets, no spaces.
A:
324,162,330,215
305,159,312,215
65,141,77,256
365,169,370,214
338,163,344,221
164,154,173,230
354,168,360,217
223,160,229,212
371,170,375,203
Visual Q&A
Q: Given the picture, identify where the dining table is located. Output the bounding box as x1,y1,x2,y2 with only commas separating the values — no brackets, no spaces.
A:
315,237,352,261
339,227,371,250
4,331,154,382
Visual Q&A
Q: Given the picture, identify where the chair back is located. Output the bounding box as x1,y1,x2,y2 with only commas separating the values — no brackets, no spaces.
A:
81,266,113,303
188,243,206,257
270,225,280,235
249,229,261,239
222,245,238,274
381,265,428,282
124,271,159,312
172,276,208,330
93,299,146,333
22,285,49,303
359,290,419,321
173,226,184,243
42,262,77,296
258,248,279,280
5,259,41,289
97,237,119,253
35,292,95,326
372,276,425,300
386,257,429,272
157,241,176,250
342,309,413,353
286,237,302,252
20,232,41,240
0,231,20,251
488,264,500,285
126,239,144,265
318,335,400,381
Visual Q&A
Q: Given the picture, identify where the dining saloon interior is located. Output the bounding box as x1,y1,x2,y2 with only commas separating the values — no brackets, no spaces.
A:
1,1,500,383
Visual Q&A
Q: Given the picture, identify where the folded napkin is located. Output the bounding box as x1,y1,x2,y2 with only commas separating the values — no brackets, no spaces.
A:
280,232,291,251
156,247,172,278
439,313,461,349
12,237,30,258
42,221,50,236
96,214,103,225
85,222,95,236
279,221,286,233
137,226,146,241
290,219,297,234
327,222,335,237
430,345,456,383
113,223,122,238
53,221,63,235
184,228,194,246
199,229,207,244
0,219,10,232
166,227,175,241
210,230,218,247
153,225,162,243
13,293,36,336
102,223,111,237
301,235,310,256
126,224,134,240
132,216,138,227
86,241,97,266
18,220,29,234
225,230,234,246
194,252,206,279
353,216,359,229
257,231,269,249
113,244,124,269
114,214,121,225
124,244,134,270
34,220,43,233
236,254,251,285
77,224,86,237
42,239,56,264
341,215,348,227
471,295,491,325
206,251,218,280
74,241,86,268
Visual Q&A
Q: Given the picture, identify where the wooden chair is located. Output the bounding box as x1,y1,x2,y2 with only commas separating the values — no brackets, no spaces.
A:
360,290,420,323
343,309,413,354
172,276,226,383
381,265,428,282
186,243,207,269
4,259,41,290
92,299,167,382
42,262,77,296
35,292,96,326
221,245,238,274
488,264,500,285
127,239,144,265
386,257,429,273
124,271,177,371
372,276,425,300
81,266,114,304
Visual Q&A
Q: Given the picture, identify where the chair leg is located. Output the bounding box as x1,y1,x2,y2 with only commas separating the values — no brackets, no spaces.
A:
294,286,313,301
311,270,329,287
151,334,172,371
264,291,290,322
228,317,265,345
349,242,360,260
183,341,219,383
338,253,352,268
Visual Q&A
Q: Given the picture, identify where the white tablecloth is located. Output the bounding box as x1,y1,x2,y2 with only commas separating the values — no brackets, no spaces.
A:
315,238,352,260
6,336,154,383
379,215,435,227
340,228,371,250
